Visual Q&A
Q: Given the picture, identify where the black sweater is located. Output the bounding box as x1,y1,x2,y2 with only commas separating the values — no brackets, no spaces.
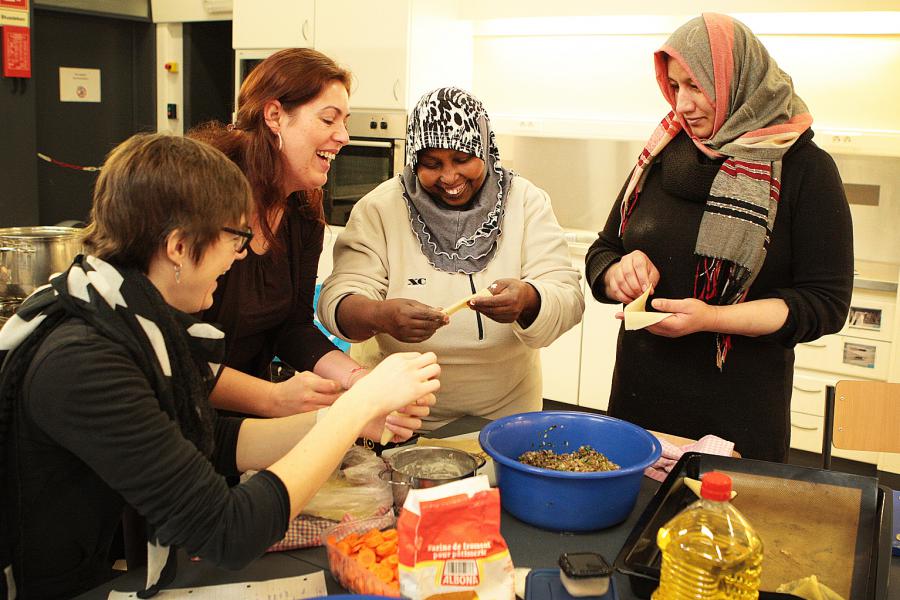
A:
202,199,337,380
7,319,290,599
584,130,853,461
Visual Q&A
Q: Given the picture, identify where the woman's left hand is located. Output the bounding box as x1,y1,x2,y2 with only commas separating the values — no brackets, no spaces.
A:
360,393,436,442
643,297,720,338
470,279,540,327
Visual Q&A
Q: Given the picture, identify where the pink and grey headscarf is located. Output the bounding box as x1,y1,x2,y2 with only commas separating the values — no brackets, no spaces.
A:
619,13,812,368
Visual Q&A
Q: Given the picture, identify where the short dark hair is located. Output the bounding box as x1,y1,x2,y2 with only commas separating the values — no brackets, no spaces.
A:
82,133,251,271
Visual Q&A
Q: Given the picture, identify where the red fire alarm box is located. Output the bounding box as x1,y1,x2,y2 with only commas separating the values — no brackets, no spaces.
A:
2,25,31,78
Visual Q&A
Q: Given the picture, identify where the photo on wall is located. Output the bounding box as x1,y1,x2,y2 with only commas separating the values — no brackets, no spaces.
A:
848,306,882,331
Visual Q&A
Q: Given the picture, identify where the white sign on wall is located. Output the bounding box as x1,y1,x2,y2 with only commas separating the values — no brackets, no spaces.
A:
59,67,101,103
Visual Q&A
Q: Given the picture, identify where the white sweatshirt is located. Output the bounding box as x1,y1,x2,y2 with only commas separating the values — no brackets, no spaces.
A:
317,176,584,430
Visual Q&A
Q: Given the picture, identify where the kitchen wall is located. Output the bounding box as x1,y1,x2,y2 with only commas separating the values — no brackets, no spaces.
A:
497,135,900,264
468,3,900,264
495,136,640,235
836,155,900,264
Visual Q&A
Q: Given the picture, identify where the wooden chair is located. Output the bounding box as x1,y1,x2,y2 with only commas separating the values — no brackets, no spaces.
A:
822,380,900,469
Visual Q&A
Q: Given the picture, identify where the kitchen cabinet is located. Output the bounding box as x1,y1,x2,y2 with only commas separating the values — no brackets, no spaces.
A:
539,256,584,405
315,0,409,109
151,0,231,22
540,234,619,412
318,226,342,284
314,0,471,110
232,0,315,49
789,272,899,469
577,296,620,412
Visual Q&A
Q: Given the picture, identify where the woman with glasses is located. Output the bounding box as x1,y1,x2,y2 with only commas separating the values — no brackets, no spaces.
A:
0,133,438,599
188,49,378,420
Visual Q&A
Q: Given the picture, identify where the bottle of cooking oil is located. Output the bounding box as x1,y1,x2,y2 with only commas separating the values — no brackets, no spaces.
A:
652,471,763,600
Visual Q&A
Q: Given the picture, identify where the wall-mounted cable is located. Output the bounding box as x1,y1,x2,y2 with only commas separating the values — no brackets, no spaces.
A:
36,152,101,172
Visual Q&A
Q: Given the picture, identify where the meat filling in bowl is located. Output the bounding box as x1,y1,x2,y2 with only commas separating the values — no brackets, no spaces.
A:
518,445,620,472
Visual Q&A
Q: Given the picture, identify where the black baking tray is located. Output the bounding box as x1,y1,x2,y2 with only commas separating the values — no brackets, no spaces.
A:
613,452,891,600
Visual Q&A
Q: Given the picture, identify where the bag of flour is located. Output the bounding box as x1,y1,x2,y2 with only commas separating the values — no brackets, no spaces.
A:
397,475,514,600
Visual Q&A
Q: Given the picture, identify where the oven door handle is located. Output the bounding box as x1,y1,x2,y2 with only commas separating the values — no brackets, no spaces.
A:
348,140,394,149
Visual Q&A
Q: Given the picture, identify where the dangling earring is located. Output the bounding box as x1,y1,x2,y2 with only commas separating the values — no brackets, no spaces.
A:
276,131,284,151
174,263,182,284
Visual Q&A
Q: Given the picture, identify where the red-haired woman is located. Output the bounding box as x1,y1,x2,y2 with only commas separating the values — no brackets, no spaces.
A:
190,49,400,430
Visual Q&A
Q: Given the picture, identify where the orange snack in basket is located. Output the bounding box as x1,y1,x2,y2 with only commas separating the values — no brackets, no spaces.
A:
373,563,394,583
375,539,397,557
332,525,401,596
358,547,376,566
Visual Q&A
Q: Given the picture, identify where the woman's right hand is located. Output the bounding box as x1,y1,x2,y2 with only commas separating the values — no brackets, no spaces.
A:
375,299,448,342
603,250,660,303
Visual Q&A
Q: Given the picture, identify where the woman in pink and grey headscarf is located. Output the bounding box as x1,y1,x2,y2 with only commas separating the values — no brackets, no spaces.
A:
585,13,853,462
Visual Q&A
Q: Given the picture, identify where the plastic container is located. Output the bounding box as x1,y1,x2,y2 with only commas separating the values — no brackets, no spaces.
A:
558,552,613,597
324,513,400,597
525,568,617,600
479,411,661,531
652,471,763,600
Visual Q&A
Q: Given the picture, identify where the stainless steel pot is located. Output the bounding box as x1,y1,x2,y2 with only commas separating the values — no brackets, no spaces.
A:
0,227,83,320
381,446,486,509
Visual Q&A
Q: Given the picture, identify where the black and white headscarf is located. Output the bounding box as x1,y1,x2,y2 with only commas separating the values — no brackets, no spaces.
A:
401,87,513,274
0,255,225,598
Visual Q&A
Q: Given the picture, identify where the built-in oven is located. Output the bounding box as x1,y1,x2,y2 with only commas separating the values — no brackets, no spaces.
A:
323,109,406,226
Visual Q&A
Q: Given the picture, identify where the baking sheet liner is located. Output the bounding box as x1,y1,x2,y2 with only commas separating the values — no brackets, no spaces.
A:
615,453,885,599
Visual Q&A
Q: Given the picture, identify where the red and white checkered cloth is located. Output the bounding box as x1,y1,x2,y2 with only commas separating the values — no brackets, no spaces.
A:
267,506,393,552
644,434,735,482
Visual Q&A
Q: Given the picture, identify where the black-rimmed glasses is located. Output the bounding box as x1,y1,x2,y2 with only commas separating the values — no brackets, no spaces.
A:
222,226,254,253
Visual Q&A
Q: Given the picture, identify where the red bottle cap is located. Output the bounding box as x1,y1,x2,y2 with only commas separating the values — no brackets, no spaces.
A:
700,471,732,501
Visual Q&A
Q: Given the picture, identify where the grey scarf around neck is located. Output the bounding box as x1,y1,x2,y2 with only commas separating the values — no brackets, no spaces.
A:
401,87,513,274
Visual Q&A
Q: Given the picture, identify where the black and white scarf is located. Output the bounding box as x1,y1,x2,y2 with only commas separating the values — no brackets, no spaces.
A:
0,255,225,598
401,87,513,274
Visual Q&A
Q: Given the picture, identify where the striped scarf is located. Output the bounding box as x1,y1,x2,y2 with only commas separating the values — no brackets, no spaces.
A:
620,13,812,368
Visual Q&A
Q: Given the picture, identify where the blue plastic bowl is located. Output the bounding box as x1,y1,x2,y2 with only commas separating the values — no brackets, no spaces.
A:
479,411,661,532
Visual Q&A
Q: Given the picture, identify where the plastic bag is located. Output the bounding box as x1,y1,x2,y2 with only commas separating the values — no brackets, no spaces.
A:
301,445,393,521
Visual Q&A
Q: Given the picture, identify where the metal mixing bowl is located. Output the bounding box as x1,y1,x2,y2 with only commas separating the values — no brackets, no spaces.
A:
382,446,486,509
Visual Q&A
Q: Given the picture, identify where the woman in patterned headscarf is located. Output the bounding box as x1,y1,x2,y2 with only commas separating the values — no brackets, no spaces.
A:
318,87,584,431
585,14,853,462
0,133,438,599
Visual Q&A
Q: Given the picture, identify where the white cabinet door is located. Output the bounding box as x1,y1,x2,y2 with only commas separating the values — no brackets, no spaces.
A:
315,0,409,109
539,258,584,405
233,0,315,49
317,226,342,283
578,296,620,412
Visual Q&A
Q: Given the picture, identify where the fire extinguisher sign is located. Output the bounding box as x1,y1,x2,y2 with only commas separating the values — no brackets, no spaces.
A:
2,24,30,78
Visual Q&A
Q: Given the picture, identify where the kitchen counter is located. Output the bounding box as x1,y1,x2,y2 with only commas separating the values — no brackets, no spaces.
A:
854,259,900,293
78,416,898,600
